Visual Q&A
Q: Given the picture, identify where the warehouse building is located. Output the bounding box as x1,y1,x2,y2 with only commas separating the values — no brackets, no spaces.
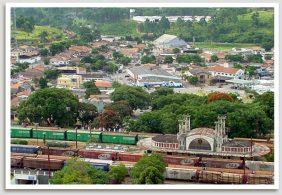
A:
126,64,182,87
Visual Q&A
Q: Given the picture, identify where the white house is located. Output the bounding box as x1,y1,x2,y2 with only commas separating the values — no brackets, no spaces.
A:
206,65,244,79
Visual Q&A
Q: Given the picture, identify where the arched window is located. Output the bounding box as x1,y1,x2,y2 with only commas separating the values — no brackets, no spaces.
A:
188,138,212,151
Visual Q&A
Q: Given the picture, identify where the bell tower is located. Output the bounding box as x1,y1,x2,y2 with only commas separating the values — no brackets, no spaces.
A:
177,115,190,150
215,116,227,152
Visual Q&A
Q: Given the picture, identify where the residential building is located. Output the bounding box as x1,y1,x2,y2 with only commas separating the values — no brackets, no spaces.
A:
57,74,83,89
206,65,244,79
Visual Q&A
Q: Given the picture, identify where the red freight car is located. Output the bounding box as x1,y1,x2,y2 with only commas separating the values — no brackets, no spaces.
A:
40,147,78,157
164,155,198,166
11,153,38,158
78,150,118,160
199,158,243,169
11,156,24,167
36,155,72,161
23,157,65,171
117,153,143,162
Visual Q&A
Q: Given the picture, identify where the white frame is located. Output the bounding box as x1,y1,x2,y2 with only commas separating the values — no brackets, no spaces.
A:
5,3,280,190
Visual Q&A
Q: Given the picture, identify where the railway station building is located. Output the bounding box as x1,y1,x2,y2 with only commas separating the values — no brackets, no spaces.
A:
151,115,254,155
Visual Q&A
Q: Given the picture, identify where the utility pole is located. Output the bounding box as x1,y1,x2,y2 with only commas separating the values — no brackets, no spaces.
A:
48,146,51,180
34,123,39,146
75,127,78,149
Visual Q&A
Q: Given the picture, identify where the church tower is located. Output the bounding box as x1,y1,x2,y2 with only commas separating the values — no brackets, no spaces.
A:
215,116,227,152
177,115,190,150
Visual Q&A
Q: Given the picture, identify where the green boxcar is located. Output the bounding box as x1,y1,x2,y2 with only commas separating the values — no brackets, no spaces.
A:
66,130,102,142
101,134,137,145
11,127,32,138
32,129,66,140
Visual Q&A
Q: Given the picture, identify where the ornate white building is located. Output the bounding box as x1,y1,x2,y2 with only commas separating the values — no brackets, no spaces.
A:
151,115,254,155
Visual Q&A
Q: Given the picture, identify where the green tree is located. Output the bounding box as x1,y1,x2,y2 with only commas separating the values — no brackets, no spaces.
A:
39,77,48,89
49,41,67,56
108,164,128,184
110,85,150,110
44,69,60,80
78,102,98,127
164,56,173,64
151,87,174,99
187,76,198,85
211,54,218,62
131,154,166,184
141,55,156,64
17,88,79,127
50,158,109,184
173,48,180,54
40,31,48,43
16,16,35,33
39,48,49,57
83,80,101,99
44,58,50,65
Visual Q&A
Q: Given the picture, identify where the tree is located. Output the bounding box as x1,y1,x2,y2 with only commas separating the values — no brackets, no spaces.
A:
138,166,164,184
78,102,98,127
131,154,166,184
187,76,198,85
211,54,218,62
251,12,260,27
44,69,60,80
164,56,173,64
246,66,257,76
108,164,128,184
141,55,156,64
44,58,50,65
77,26,100,43
40,31,48,43
83,80,101,99
16,16,35,33
254,92,274,119
17,88,79,127
151,87,174,99
105,100,132,119
208,92,234,103
95,109,122,131
49,41,67,56
39,77,48,89
39,48,49,57
110,85,150,110
261,37,274,51
233,63,243,69
50,158,109,184
225,54,245,62
246,54,263,63
173,48,180,54
176,54,203,64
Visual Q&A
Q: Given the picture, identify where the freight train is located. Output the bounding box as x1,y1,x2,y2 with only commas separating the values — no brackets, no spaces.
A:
11,144,274,171
11,152,273,184
11,127,139,145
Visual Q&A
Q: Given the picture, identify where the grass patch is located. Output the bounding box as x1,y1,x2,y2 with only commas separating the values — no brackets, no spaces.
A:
194,42,260,51
13,25,65,43
99,20,141,37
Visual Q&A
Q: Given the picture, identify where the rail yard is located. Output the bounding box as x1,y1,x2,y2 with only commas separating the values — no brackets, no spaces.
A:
10,126,274,184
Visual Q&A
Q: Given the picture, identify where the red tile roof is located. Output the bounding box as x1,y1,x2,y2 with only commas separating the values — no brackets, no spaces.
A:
207,65,239,75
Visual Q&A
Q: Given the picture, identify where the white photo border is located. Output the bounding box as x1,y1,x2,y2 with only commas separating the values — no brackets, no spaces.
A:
5,2,280,190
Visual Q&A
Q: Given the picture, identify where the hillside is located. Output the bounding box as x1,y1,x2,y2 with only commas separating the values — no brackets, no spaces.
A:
13,25,65,44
